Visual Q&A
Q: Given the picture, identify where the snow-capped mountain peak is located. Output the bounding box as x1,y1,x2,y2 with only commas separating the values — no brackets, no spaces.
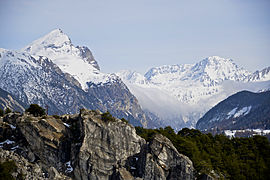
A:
144,64,193,81
24,28,72,53
191,56,251,83
21,29,110,90
0,30,156,128
117,70,149,85
143,56,251,90
118,56,270,129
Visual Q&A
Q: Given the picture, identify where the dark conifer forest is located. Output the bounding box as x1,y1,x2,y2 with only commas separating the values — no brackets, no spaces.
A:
135,126,270,180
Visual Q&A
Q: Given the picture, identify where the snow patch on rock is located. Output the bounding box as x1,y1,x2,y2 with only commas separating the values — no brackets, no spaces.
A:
233,106,252,118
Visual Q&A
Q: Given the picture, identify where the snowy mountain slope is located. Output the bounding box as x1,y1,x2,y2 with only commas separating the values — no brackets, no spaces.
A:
196,90,270,130
118,70,149,85
247,66,270,82
144,56,251,104
118,56,270,129
0,48,92,114
23,28,116,90
0,30,159,128
117,70,197,129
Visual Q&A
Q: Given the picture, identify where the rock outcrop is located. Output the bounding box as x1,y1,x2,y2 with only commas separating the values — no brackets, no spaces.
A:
123,134,194,180
0,110,195,179
145,134,193,179
73,109,145,179
0,149,71,180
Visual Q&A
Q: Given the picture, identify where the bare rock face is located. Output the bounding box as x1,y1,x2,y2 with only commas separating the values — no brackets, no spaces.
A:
0,148,47,179
0,110,195,180
146,134,194,179
124,134,194,180
72,110,194,180
77,46,100,71
73,109,145,179
0,149,71,180
3,113,70,170
18,115,70,170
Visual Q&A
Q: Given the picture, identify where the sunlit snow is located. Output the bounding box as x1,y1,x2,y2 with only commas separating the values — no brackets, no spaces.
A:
224,129,270,138
226,107,238,119
233,106,252,118
22,29,116,90
117,56,270,129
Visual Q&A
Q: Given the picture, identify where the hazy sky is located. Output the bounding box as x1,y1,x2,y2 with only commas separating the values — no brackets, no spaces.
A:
0,0,269,74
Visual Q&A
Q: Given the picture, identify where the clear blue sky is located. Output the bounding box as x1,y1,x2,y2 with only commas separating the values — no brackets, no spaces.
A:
0,0,269,74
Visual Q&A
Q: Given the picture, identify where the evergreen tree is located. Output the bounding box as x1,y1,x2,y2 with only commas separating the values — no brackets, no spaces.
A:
135,126,270,180
25,104,46,117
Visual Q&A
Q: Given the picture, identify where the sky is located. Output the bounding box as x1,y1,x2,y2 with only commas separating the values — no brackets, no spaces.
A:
0,0,270,74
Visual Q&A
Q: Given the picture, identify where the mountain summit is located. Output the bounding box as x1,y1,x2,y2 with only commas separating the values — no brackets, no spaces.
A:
24,28,72,52
23,29,101,90
190,56,250,83
145,56,250,88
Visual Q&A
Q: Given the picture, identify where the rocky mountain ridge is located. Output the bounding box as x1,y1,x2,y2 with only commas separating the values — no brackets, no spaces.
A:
0,110,194,179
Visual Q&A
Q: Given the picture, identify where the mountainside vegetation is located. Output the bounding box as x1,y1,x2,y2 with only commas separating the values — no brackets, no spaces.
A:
25,104,46,117
196,90,270,131
135,126,270,180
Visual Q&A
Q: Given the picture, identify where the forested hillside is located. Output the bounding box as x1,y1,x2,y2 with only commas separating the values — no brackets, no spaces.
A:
135,126,270,180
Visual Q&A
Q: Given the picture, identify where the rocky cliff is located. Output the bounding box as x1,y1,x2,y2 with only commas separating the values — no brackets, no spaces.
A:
0,110,194,180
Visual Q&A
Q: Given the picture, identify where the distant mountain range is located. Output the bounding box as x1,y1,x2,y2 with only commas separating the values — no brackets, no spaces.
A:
117,57,270,130
1,28,269,130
